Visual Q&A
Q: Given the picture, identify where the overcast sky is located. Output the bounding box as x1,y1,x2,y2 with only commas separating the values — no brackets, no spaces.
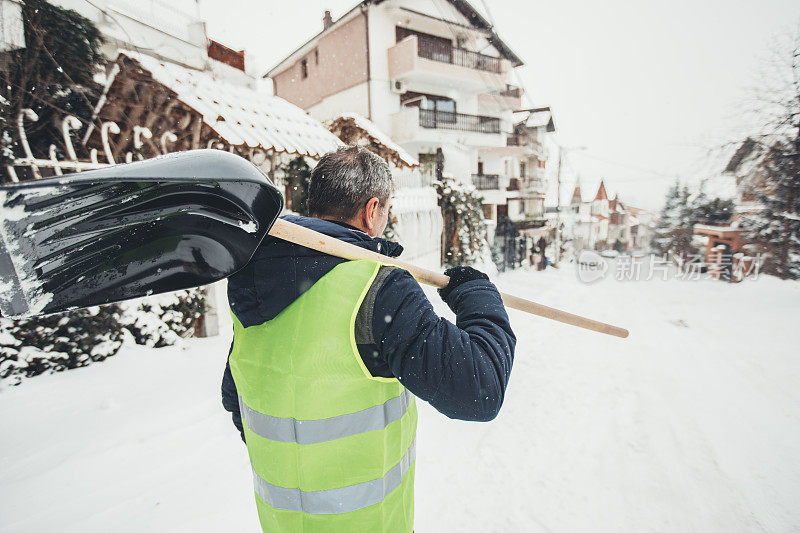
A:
199,0,800,210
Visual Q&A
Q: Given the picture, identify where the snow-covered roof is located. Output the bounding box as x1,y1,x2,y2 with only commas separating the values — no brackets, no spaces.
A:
328,113,419,168
564,177,617,205
513,108,556,132
693,224,744,234
699,173,738,202
114,51,342,158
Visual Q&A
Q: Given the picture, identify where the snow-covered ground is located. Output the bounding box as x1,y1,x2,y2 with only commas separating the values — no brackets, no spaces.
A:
1,266,799,532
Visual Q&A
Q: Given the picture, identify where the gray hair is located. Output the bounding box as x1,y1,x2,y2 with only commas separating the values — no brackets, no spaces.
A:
308,145,393,219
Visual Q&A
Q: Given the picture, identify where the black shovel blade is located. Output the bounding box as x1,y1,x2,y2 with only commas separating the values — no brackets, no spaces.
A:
0,149,283,317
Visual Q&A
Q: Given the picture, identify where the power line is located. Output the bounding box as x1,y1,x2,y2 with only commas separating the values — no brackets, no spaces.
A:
569,151,677,180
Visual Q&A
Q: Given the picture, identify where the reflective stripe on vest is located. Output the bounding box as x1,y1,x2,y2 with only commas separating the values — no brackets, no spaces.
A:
251,439,416,515
239,388,413,445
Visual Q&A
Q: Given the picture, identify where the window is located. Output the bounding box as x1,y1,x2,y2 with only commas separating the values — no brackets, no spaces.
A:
314,49,319,65
300,59,308,79
520,162,527,178
477,161,484,175
396,26,453,64
402,91,456,124
401,91,455,113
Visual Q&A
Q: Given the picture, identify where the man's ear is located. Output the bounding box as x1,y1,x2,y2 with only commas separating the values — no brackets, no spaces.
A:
362,197,381,234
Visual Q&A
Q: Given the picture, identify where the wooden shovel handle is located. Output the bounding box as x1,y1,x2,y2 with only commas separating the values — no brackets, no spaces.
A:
268,219,629,339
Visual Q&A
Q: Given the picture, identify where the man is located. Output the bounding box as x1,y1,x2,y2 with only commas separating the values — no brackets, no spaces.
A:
222,146,516,532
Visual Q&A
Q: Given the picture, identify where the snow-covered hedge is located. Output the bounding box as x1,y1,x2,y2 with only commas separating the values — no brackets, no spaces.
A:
0,289,204,385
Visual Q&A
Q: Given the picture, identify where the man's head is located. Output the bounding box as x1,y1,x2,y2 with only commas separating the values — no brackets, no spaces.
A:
308,145,393,237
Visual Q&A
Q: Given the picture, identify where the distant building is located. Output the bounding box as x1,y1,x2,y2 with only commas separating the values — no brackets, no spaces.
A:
562,179,646,251
478,107,553,239
693,136,774,279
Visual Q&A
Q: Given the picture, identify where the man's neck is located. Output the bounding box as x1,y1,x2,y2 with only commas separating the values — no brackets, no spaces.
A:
320,218,368,235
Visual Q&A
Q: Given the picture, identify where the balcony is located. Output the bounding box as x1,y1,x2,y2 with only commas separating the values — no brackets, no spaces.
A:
507,135,543,151
472,174,500,190
417,38,502,74
419,109,500,134
478,85,524,111
388,35,509,91
516,217,548,230
525,177,546,192
503,136,545,159
391,107,506,146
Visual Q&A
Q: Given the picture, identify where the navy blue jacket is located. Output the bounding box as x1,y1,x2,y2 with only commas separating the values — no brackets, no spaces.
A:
221,215,516,439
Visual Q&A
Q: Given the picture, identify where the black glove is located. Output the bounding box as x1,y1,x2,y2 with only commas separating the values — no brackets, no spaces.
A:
438,266,490,301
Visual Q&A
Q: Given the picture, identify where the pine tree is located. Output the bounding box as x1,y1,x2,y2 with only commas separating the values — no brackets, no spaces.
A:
652,180,699,258
691,193,735,226
651,179,681,254
742,138,800,279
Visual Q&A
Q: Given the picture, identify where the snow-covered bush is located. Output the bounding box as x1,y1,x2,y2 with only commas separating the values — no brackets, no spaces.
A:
120,288,204,348
0,289,205,385
0,304,125,385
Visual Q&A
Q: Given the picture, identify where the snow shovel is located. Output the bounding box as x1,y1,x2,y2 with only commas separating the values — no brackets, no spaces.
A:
0,150,628,338
0,150,283,317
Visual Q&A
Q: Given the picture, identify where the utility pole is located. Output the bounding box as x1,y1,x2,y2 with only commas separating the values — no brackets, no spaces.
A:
554,148,564,265
553,145,586,265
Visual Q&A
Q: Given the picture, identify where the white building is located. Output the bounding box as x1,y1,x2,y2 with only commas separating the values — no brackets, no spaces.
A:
562,179,648,252
265,0,552,256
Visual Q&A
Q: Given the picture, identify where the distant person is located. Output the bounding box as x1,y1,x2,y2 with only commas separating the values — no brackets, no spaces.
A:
721,244,733,282
221,146,516,532
537,236,547,271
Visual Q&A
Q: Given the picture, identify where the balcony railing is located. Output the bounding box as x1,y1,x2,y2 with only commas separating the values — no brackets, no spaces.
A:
417,38,502,74
506,134,524,146
499,85,523,98
419,109,501,134
472,174,500,190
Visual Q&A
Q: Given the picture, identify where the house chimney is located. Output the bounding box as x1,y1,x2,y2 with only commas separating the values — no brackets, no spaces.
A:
323,10,333,30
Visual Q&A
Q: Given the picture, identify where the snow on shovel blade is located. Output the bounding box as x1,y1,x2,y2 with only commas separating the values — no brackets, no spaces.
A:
0,150,283,318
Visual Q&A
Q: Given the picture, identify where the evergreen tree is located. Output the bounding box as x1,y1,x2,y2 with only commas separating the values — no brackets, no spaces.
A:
651,179,682,254
691,194,735,225
652,180,697,258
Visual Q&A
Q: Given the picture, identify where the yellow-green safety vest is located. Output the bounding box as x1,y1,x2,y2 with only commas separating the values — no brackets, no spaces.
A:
230,259,418,532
